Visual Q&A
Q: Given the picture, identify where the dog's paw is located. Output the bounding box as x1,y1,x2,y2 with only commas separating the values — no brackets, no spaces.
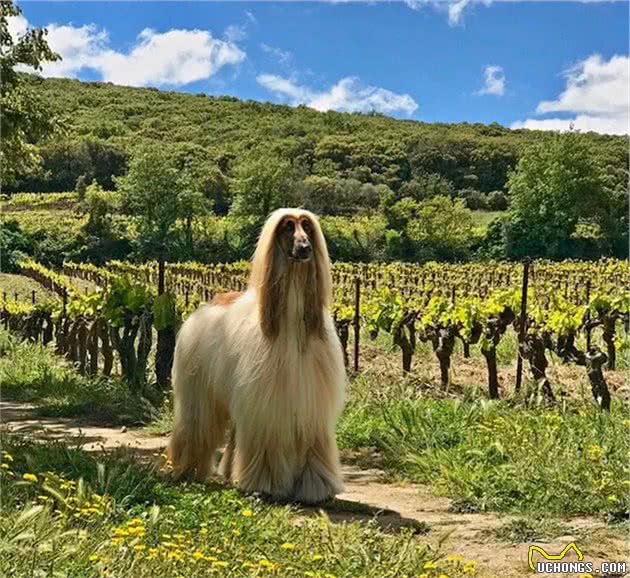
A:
293,467,344,505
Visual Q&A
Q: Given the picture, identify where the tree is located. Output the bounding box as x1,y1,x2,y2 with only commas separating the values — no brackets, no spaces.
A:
407,196,477,261
231,154,299,218
168,143,226,253
77,182,130,264
381,193,477,261
1,1,60,186
116,145,207,390
80,181,119,236
399,173,452,202
507,131,620,259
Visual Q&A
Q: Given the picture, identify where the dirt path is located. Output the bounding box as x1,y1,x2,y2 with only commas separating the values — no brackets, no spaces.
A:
1,400,626,578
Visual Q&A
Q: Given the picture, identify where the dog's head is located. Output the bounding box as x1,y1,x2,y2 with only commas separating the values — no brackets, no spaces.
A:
250,208,332,339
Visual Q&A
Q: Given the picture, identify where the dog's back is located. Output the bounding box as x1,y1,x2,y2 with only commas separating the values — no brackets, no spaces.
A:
210,291,242,306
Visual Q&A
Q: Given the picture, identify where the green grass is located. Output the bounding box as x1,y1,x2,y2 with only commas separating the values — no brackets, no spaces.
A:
3,327,628,522
485,517,573,543
0,273,57,305
0,330,151,424
338,398,630,516
0,436,478,578
470,210,503,229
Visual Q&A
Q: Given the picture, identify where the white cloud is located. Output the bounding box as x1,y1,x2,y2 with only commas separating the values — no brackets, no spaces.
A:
536,54,628,116
224,24,247,43
7,13,28,39
511,54,629,135
260,43,292,65
477,65,505,96
11,15,245,88
511,115,628,135
94,29,245,87
40,24,109,77
257,74,418,115
404,0,616,26
405,0,487,25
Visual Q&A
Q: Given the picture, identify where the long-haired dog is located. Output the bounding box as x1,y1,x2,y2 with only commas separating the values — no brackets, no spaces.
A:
167,209,346,504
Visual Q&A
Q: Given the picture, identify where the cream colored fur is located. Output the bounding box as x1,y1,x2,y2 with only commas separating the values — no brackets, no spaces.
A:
168,209,346,504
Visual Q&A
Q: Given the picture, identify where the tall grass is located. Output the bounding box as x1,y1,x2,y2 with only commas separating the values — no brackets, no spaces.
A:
0,436,478,578
0,330,151,424
339,398,629,515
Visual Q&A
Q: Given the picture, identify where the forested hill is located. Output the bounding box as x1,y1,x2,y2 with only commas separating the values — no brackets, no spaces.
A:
10,75,628,204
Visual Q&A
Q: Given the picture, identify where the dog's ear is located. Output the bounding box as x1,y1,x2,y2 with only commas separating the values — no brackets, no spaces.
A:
303,214,332,338
250,211,289,340
259,242,285,340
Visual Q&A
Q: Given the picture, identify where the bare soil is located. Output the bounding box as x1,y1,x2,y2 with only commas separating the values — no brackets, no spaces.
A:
1,400,626,578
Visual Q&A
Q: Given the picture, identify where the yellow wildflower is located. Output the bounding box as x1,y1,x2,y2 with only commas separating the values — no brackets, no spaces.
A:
242,509,254,517
586,444,604,461
22,473,38,482
281,542,295,550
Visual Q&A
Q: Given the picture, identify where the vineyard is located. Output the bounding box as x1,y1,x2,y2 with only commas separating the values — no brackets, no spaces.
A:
2,257,627,410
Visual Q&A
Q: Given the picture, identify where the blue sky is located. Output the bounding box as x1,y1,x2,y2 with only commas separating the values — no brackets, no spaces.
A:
12,1,630,133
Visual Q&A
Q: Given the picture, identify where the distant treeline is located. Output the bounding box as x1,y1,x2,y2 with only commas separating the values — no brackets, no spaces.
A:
8,76,627,216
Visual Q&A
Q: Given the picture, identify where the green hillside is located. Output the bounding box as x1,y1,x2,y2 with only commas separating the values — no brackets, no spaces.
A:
10,75,628,207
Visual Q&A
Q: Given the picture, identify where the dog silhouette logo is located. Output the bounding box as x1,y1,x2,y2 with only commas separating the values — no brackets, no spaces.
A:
528,543,584,571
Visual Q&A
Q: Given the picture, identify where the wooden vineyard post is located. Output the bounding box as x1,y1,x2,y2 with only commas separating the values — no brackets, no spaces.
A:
585,280,592,350
156,258,175,391
515,259,531,392
62,288,68,317
353,276,360,373
32,290,36,304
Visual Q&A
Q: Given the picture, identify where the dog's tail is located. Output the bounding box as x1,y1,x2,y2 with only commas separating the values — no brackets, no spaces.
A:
167,307,228,481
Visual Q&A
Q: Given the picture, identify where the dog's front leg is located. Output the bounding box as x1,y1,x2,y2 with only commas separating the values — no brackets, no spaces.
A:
293,431,344,504
233,436,295,501
218,426,236,481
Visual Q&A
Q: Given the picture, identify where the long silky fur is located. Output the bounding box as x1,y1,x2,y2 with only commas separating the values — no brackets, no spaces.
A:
168,208,346,504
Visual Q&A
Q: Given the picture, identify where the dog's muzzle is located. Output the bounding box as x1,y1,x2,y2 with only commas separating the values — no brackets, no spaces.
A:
292,243,312,261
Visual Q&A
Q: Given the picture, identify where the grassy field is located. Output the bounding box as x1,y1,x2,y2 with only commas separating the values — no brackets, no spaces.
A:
0,330,150,424
0,273,57,305
470,210,502,229
338,397,629,515
2,328,628,518
0,436,481,578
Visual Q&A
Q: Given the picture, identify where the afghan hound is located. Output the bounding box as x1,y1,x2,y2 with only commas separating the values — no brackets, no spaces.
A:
167,209,346,504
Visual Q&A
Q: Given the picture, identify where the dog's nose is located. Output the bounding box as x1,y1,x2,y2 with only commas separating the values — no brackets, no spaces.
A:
295,243,312,259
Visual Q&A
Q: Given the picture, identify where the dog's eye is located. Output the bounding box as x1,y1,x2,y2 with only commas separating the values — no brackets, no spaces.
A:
284,220,295,233
302,220,312,234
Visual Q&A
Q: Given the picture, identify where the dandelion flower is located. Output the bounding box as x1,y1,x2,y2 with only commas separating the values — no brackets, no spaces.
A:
281,542,295,550
22,473,38,482
242,509,254,517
